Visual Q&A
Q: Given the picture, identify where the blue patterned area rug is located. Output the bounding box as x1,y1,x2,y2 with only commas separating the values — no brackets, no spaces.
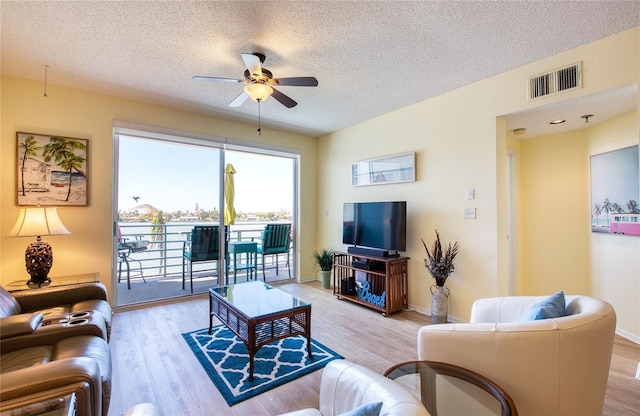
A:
182,325,343,406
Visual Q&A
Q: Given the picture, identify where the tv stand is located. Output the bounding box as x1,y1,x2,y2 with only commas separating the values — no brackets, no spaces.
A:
333,251,409,316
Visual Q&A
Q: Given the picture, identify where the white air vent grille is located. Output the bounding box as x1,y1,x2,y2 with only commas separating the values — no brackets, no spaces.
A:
528,62,581,100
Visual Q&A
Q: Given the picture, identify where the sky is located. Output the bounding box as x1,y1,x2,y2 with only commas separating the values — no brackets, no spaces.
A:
118,136,294,213
590,145,639,210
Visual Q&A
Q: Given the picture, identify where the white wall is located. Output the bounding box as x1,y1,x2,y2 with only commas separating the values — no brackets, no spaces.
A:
317,28,639,339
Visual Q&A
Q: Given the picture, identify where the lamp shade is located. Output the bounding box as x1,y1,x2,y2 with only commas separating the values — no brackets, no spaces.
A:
8,207,70,237
244,83,273,101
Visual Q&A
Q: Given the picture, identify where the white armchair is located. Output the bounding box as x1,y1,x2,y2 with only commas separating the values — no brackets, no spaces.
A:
417,295,616,416
278,359,429,416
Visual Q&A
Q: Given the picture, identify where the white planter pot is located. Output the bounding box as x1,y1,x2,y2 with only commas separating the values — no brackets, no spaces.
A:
430,285,450,324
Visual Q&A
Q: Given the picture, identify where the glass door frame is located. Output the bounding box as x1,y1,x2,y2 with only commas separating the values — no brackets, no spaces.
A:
112,121,299,306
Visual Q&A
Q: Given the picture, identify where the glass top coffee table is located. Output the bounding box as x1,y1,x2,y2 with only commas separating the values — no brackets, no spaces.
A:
384,360,517,416
208,281,312,381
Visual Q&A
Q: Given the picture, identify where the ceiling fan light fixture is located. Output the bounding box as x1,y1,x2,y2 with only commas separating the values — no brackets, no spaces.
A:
244,83,273,102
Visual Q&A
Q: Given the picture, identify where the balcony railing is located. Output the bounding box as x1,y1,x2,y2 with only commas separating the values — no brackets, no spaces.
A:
116,221,293,305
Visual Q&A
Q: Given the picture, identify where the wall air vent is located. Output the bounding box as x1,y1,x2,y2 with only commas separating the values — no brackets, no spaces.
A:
528,62,582,101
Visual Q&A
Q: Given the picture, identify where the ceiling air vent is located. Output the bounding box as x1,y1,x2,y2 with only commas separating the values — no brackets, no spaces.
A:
528,62,581,100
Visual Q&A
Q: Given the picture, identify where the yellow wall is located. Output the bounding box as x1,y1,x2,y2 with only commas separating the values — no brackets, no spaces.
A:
519,129,592,295
518,112,639,339
1,76,318,304
2,28,638,339
318,28,639,338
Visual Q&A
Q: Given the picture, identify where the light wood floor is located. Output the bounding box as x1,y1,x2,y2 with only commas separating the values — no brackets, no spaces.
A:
108,281,640,416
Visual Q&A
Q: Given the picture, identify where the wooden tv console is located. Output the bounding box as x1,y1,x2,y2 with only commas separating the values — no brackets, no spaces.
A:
332,251,409,316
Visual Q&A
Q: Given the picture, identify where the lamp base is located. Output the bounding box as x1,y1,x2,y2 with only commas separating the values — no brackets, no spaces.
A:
24,239,54,288
26,276,52,289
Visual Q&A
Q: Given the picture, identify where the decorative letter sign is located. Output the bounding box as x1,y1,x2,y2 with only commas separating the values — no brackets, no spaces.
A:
357,281,386,308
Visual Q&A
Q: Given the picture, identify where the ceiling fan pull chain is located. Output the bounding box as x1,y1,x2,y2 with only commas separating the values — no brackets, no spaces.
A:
257,99,262,135
43,65,49,97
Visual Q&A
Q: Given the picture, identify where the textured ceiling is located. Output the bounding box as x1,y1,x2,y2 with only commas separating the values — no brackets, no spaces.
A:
1,1,638,137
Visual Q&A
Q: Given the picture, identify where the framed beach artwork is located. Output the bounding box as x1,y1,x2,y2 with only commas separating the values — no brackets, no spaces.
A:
16,132,89,206
352,152,415,186
590,145,639,236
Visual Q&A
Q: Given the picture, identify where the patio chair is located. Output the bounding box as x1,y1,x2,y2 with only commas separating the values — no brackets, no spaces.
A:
182,225,228,293
117,227,149,290
257,223,292,280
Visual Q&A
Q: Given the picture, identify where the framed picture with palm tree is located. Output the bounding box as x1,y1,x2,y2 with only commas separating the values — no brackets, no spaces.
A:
16,132,89,206
590,145,639,236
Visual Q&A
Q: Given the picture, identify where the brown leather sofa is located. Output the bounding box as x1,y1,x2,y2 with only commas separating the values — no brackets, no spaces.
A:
0,283,112,343
0,333,112,416
0,283,114,415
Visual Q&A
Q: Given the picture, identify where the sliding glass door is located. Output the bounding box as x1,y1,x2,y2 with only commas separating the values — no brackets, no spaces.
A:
113,129,297,306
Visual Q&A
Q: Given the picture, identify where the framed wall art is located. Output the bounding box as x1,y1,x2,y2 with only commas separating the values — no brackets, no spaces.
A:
590,145,639,236
16,132,89,206
352,152,415,186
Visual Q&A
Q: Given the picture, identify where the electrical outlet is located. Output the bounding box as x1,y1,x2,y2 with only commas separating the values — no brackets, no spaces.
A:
635,362,640,381
464,208,476,219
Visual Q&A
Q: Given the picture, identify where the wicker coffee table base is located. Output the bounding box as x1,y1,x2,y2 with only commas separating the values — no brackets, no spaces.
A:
209,288,312,381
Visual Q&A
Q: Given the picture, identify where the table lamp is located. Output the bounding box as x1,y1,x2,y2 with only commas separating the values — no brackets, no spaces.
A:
8,206,70,287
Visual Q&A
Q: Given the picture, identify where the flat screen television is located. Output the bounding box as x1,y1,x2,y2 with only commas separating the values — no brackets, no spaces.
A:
342,201,407,254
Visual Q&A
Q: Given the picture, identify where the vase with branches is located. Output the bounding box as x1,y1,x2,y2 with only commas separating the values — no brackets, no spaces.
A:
422,230,459,323
421,230,459,286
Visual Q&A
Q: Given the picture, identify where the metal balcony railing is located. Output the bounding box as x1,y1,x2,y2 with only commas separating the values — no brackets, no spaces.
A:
116,221,294,305
117,221,293,280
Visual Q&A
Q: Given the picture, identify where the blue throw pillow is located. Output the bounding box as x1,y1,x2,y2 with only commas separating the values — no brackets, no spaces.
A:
339,402,383,416
525,290,566,320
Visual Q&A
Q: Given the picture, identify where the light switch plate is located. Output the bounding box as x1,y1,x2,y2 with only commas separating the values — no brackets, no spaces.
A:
466,188,475,200
464,208,476,219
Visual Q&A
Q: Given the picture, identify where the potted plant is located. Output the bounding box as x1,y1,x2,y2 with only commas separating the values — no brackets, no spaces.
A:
314,249,334,289
422,230,459,323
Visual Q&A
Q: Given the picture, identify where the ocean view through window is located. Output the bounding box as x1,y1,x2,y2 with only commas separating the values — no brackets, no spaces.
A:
116,134,297,305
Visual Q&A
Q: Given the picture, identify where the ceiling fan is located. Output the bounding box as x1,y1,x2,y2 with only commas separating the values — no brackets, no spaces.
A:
193,53,318,108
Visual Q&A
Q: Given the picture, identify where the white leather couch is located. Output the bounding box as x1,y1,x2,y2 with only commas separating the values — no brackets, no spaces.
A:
279,359,429,416
417,295,616,416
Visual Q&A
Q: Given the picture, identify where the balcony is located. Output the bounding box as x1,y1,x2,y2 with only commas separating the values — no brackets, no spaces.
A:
116,222,294,306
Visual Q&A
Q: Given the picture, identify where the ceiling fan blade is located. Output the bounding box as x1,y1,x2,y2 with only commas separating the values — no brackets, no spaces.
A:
229,91,249,107
272,77,318,87
241,53,263,78
193,76,244,83
270,87,297,108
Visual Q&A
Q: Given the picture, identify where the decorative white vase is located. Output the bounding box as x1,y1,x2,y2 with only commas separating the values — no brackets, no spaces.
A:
430,285,450,324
